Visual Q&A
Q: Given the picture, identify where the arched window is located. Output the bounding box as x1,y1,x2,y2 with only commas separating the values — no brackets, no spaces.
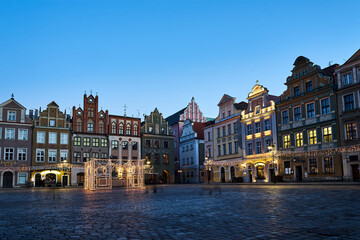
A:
76,119,82,132
111,122,117,134
119,123,124,135
126,123,131,135
230,166,235,180
133,124,138,136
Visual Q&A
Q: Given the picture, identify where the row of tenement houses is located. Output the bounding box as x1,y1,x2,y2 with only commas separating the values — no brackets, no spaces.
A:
1,50,360,188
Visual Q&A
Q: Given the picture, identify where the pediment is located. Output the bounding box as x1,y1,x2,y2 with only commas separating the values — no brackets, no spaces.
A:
217,94,234,106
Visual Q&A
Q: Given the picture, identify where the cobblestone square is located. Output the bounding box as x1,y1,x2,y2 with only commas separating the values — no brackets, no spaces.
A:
1,184,360,239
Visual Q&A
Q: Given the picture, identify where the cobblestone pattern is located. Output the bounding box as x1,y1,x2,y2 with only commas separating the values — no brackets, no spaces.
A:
0,185,360,239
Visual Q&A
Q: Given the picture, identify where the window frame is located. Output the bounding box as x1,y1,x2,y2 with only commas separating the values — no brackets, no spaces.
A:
306,102,315,119
17,148,27,161
4,147,15,161
295,132,303,147
320,97,330,115
322,126,332,143
18,129,28,141
36,149,45,162
283,135,290,148
281,110,289,124
48,132,57,144
293,106,302,122
308,129,317,145
5,128,15,140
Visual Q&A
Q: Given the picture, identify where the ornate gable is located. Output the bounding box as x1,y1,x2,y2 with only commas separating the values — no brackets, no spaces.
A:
248,80,268,99
217,94,234,106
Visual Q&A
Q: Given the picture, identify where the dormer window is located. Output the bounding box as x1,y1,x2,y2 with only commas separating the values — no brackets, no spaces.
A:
255,106,260,114
7,111,16,121
343,73,352,86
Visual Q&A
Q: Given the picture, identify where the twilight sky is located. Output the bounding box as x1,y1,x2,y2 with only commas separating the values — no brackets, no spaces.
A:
1,0,359,119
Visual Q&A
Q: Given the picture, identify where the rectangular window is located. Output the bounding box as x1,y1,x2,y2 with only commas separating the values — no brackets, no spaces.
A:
308,129,317,145
36,149,45,162
92,138,99,147
228,142,232,155
5,128,15,140
101,153,108,159
293,86,300,96
284,161,291,174
8,111,16,121
122,141,128,150
228,125,231,135
217,145,221,156
344,94,355,112
321,98,330,115
60,133,69,145
154,140,160,149
296,132,303,147
265,139,272,152
73,152,81,163
222,126,226,136
87,123,94,132
164,141,169,149
101,139,107,147
309,158,318,174
112,140,118,149
48,132,57,144
217,128,220,138
83,137,90,147
283,135,290,148
48,150,57,163
207,132,211,141
255,122,261,133
60,150,68,162
3,147,13,160
132,142,138,150
18,129,28,140
92,152,99,159
305,81,313,92
155,154,160,163
49,120,55,127
323,157,333,173
88,108,94,117
17,148,27,161
133,125,138,136
18,173,27,184
222,144,226,155
346,123,357,140
293,107,301,122
264,119,271,131
246,124,252,135
146,140,151,147
233,123,238,134
83,152,90,162
343,73,352,86
282,110,289,124
99,123,105,134
0,128,2,139
247,143,253,155
306,103,315,118
255,141,262,154
74,137,81,146
323,127,332,143
37,131,45,143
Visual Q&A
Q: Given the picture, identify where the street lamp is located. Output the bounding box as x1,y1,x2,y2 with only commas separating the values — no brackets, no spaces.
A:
204,155,213,184
267,144,276,183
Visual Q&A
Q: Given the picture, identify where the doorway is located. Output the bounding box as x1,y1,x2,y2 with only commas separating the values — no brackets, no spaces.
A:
269,169,275,183
161,170,169,184
77,173,85,186
62,175,69,186
230,166,235,181
220,167,225,183
249,170,253,183
3,171,13,188
295,166,302,182
35,173,42,187
352,164,360,181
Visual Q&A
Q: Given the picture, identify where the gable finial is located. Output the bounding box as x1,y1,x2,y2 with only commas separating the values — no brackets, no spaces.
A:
90,89,93,95
11,93,14,99
256,80,259,84
124,104,127,117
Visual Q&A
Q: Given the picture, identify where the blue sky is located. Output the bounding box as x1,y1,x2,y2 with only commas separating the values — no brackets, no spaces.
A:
1,0,359,119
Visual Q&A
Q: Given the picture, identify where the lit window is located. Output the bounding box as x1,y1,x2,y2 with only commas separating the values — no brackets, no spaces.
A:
87,123,94,132
309,158,318,173
112,140,118,149
18,173,27,184
283,135,290,148
83,152,90,162
83,137,90,147
163,154,169,164
323,157,333,173
323,127,332,143
308,130,317,145
101,139,107,147
284,161,291,174
346,123,357,140
73,152,81,163
92,138,99,147
74,137,81,146
295,132,303,147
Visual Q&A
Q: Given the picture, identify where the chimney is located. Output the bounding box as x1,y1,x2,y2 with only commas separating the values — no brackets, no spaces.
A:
29,110,34,119
35,109,39,118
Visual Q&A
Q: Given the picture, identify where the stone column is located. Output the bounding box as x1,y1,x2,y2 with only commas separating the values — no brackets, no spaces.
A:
353,67,357,83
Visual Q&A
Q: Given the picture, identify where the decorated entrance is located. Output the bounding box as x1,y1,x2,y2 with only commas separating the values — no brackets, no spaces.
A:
84,158,144,190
